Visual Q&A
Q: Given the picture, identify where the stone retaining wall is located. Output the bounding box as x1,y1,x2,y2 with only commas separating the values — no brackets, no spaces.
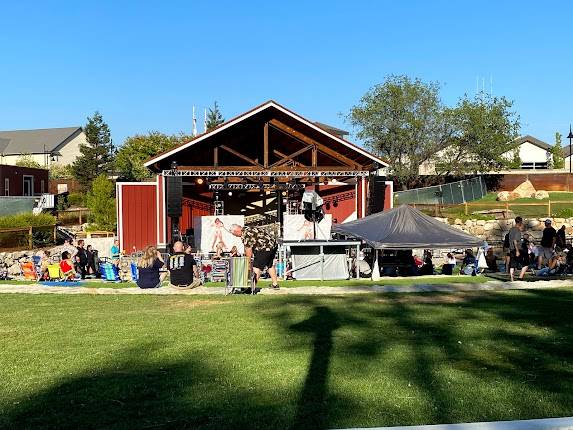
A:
433,217,573,243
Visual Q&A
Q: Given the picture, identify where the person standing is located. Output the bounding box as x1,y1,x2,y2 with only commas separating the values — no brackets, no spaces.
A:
538,219,556,269
556,225,566,250
111,239,120,265
85,245,99,278
229,224,279,289
509,216,528,281
168,241,201,289
75,239,88,279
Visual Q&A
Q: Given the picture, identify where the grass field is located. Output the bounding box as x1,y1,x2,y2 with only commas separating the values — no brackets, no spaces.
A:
0,275,489,289
1,289,572,429
432,191,573,219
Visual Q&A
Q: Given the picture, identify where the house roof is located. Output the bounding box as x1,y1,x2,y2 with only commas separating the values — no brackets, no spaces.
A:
313,121,349,137
0,127,82,155
563,145,572,158
514,135,551,151
144,100,388,168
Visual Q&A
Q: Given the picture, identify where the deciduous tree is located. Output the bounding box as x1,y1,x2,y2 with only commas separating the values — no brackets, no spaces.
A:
115,132,194,181
86,175,116,231
15,154,42,169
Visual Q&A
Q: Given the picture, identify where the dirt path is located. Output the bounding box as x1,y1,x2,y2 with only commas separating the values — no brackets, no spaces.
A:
0,279,572,296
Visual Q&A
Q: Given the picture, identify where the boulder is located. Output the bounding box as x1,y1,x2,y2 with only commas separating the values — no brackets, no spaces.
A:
497,191,511,201
464,220,473,227
528,219,540,228
7,263,21,276
483,222,495,231
454,218,462,225
476,220,486,226
554,218,565,224
533,190,549,200
473,226,485,235
508,192,522,200
512,180,536,198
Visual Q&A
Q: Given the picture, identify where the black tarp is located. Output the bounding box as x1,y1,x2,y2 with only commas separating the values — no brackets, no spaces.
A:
333,204,484,249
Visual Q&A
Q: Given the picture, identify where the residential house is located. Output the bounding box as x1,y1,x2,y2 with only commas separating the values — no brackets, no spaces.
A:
419,134,555,175
0,127,86,167
0,164,49,196
564,145,573,172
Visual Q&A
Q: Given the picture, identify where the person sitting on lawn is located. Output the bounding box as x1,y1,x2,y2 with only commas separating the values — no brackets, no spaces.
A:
442,252,456,275
484,247,498,272
136,246,166,289
168,241,201,289
418,250,434,275
536,253,566,277
461,249,476,275
39,250,51,280
60,251,77,280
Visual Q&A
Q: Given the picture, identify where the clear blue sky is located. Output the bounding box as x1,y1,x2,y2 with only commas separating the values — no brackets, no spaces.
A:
1,0,572,147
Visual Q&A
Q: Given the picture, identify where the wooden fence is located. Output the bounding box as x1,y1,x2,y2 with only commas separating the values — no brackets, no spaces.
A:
56,208,90,225
0,225,57,250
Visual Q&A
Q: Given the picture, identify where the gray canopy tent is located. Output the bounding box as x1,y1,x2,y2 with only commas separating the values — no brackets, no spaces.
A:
333,204,484,249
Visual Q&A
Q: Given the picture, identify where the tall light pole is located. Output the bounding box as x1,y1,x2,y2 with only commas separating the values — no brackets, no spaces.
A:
568,125,573,174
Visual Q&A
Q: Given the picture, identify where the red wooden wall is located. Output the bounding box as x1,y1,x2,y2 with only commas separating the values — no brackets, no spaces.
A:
118,184,157,252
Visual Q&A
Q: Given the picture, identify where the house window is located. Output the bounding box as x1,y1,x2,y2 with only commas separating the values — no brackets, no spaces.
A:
41,180,45,194
4,178,8,196
23,175,34,196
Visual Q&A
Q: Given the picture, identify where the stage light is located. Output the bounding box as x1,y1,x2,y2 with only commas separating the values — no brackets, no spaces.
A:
325,202,331,210
240,208,246,212
323,178,329,185
281,191,287,196
196,178,204,185
170,161,178,170
333,200,338,208
228,191,233,196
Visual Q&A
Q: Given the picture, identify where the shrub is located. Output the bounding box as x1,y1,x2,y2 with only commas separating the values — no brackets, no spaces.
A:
86,175,116,231
68,192,86,207
553,208,573,219
0,212,56,229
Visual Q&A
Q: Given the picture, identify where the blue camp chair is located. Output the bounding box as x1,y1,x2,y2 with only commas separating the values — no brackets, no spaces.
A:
130,262,138,281
99,262,120,281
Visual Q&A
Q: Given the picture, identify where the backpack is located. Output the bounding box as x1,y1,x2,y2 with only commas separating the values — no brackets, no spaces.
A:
503,233,510,248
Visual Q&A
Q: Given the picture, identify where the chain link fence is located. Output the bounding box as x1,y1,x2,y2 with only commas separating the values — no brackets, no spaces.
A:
395,177,487,205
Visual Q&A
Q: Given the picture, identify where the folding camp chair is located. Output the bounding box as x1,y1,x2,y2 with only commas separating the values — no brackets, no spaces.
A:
47,263,63,281
99,262,120,281
20,261,39,281
225,257,255,295
59,260,76,281
130,262,138,282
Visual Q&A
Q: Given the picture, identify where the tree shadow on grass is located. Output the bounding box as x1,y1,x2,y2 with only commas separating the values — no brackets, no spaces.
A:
289,306,340,430
261,290,573,428
1,342,289,430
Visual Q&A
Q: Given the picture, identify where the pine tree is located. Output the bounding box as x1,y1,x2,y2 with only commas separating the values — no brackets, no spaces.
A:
206,101,225,131
72,111,114,189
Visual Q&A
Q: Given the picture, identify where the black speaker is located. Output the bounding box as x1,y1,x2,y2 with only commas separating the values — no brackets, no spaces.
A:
368,176,387,215
166,176,183,218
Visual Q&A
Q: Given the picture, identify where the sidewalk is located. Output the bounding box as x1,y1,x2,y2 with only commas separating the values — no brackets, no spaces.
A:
0,279,572,296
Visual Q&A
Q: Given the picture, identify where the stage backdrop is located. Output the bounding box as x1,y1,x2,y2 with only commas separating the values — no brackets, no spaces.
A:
194,215,245,254
283,214,332,241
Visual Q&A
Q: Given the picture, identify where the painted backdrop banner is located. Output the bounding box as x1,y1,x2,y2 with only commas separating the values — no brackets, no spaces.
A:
283,214,332,241
194,215,245,253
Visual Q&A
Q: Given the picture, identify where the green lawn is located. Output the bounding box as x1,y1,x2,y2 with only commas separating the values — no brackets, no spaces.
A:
0,275,488,289
1,290,572,429
435,191,573,219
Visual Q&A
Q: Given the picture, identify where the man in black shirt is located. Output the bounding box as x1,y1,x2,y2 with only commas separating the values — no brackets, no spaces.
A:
168,241,201,289
75,239,88,279
538,219,556,269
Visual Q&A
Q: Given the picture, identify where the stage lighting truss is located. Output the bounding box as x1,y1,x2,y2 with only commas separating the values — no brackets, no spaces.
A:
208,182,306,191
322,191,355,204
163,169,370,178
